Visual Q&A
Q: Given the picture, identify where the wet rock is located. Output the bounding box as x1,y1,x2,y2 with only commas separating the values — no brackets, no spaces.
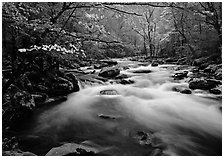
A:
209,88,221,95
189,78,220,90
122,66,130,70
134,131,153,146
193,57,206,66
173,71,188,80
206,79,221,86
100,90,118,95
91,70,96,74
94,64,102,69
151,61,159,67
93,63,108,69
99,67,120,78
65,73,80,92
51,77,75,96
98,114,117,120
46,143,99,156
180,89,192,94
172,86,192,94
132,69,152,73
52,83,72,96
119,79,134,85
115,74,129,80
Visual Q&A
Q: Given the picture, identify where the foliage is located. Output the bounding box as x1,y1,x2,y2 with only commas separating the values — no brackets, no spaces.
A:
2,2,222,62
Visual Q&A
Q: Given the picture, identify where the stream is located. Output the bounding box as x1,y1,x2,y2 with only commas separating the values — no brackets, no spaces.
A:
17,59,222,156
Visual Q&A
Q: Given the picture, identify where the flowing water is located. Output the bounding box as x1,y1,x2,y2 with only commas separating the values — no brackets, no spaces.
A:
18,59,222,156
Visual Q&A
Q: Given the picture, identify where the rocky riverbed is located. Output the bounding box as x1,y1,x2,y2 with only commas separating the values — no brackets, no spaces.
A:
2,55,222,156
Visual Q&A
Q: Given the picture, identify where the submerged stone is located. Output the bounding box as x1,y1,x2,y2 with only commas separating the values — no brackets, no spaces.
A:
180,89,192,94
100,90,118,95
99,67,120,78
98,114,117,120
132,69,152,73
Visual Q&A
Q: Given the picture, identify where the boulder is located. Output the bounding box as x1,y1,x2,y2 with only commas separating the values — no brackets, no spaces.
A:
173,71,188,80
172,86,192,94
122,66,130,70
119,79,134,85
65,73,80,92
52,83,73,96
189,78,220,90
94,64,102,69
209,88,221,94
134,131,153,146
206,78,222,86
192,68,199,73
98,114,118,120
192,57,206,66
100,90,118,95
132,69,152,73
115,74,129,80
180,89,192,94
99,67,120,78
50,76,77,96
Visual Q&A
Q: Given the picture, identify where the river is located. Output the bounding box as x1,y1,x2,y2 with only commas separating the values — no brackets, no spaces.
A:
17,59,222,156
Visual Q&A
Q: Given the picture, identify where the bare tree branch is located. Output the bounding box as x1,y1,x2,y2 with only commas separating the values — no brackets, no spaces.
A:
103,5,142,16
65,33,121,44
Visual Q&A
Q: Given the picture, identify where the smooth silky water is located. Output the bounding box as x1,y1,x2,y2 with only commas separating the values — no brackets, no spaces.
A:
17,59,222,156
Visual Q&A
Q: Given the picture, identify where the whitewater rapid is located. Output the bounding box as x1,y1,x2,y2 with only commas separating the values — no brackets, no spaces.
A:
26,61,222,156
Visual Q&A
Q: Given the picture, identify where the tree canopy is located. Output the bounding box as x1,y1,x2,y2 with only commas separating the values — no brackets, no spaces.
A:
2,2,222,60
